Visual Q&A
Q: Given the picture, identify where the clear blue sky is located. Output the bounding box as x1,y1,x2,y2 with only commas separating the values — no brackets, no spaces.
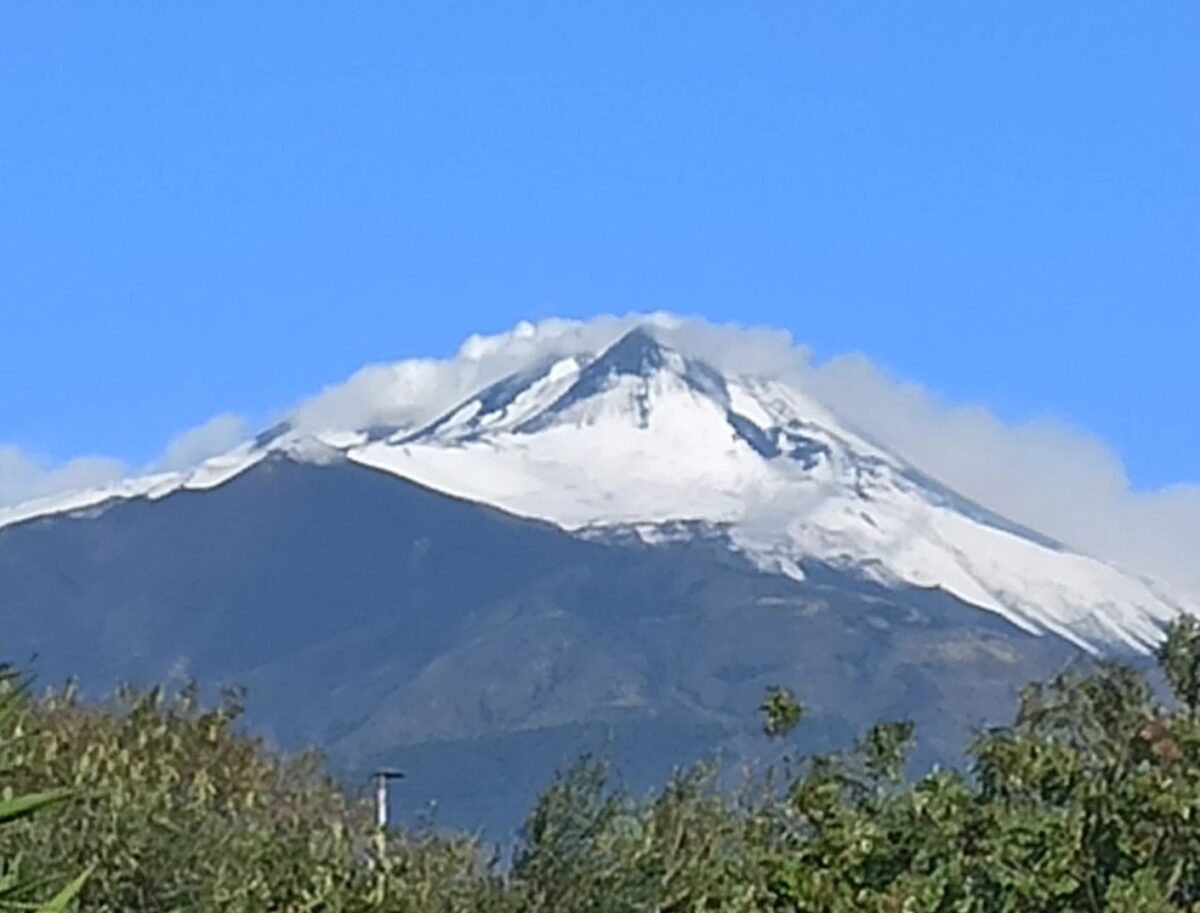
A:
2,3,1196,488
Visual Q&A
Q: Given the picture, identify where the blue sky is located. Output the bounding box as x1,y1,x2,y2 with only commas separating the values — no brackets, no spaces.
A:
1,2,1196,489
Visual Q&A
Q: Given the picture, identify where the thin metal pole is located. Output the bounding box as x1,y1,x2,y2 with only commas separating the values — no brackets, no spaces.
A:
374,773,388,829
373,769,404,830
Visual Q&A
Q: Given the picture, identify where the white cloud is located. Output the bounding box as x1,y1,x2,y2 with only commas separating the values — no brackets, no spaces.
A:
3,313,1197,595
0,413,249,508
289,316,654,434
289,313,804,435
798,353,1200,594
152,413,248,472
0,447,128,506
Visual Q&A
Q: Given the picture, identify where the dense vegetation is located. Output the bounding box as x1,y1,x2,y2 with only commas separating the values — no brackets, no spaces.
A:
4,619,1200,911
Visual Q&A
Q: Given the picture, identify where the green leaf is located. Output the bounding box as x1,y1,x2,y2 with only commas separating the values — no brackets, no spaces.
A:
35,865,92,913
0,790,72,826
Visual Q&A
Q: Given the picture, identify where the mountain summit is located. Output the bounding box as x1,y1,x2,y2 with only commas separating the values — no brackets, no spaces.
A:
349,328,1190,654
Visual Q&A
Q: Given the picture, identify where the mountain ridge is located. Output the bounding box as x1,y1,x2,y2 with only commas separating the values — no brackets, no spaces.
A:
2,326,1193,656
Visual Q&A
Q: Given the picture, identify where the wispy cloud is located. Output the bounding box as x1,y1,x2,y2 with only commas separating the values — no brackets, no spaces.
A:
0,413,248,509
798,352,1200,596
152,413,248,472
0,447,128,506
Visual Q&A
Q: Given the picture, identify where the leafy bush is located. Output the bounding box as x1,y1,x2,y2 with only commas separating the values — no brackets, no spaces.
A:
0,680,504,912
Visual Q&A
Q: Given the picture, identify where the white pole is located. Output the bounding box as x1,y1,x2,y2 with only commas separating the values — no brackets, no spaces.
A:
375,772,388,829
373,770,403,829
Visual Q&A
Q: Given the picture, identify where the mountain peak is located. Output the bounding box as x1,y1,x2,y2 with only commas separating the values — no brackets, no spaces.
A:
509,327,730,433
594,326,671,377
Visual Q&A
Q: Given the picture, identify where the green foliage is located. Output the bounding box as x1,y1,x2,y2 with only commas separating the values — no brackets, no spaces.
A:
1159,613,1200,716
7,616,1200,911
856,719,916,783
504,618,1200,912
760,685,804,739
0,678,505,913
0,664,89,912
512,759,773,912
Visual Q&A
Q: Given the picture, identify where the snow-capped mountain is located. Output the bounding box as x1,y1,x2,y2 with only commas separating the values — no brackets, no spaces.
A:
7,323,1196,834
3,327,1192,654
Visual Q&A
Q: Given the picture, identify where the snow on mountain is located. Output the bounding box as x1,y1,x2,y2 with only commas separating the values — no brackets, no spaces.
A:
3,327,1194,654
0,443,267,530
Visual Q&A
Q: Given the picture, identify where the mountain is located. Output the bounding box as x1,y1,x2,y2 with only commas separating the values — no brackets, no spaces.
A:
1,326,1193,833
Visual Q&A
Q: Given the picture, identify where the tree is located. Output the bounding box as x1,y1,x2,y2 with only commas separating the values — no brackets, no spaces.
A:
760,686,804,739
0,664,89,912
